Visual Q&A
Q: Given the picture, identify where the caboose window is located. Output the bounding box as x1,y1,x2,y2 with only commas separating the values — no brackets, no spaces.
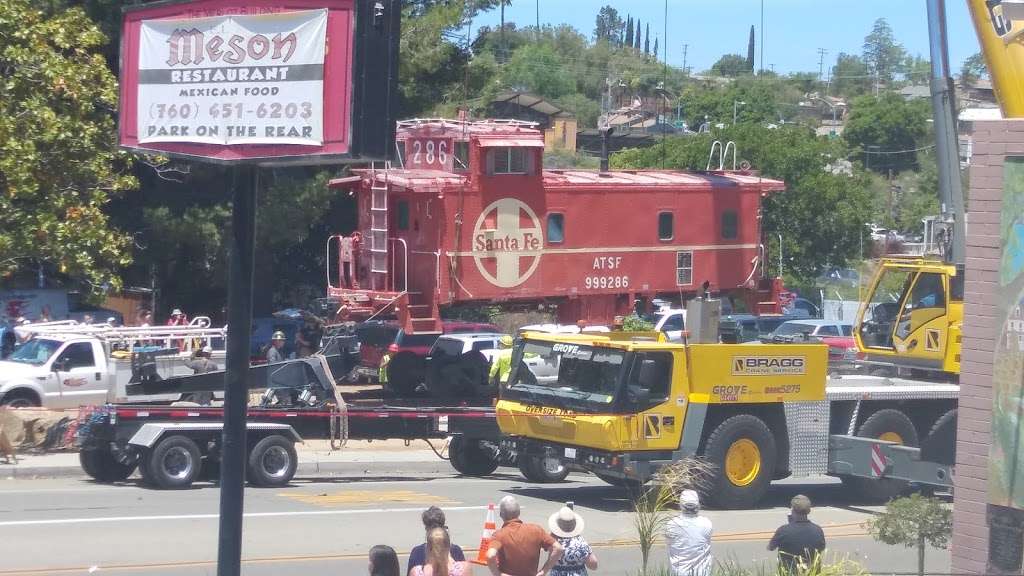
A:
658,212,674,241
547,213,565,243
721,211,738,239
454,141,470,171
493,147,527,174
676,251,693,286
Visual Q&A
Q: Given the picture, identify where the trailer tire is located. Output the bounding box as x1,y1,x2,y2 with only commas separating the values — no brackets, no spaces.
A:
387,352,424,396
701,414,776,509
517,454,570,483
247,435,297,487
840,408,919,502
920,409,957,466
80,448,136,482
448,435,500,476
145,435,201,489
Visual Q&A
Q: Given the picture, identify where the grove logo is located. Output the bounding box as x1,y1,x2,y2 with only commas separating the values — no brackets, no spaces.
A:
472,198,543,288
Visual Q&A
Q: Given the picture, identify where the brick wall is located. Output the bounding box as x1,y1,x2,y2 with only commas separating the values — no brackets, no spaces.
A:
953,119,1024,573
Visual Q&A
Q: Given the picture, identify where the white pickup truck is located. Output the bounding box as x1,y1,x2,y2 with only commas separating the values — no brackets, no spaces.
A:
0,322,226,408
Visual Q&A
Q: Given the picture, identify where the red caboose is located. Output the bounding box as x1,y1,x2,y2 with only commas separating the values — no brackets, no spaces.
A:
327,119,785,332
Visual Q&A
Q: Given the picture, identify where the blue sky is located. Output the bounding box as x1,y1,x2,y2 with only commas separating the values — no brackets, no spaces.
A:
472,1,980,76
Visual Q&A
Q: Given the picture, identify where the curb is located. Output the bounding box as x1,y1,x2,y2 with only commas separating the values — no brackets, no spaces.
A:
2,458,453,481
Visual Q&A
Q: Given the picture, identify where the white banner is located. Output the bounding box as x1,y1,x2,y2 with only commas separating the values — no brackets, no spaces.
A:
137,9,327,146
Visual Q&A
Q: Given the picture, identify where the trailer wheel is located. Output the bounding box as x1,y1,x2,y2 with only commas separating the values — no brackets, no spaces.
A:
701,414,776,509
840,408,919,502
145,435,201,489
448,435,500,476
79,448,136,482
247,435,298,487
920,409,957,466
386,352,424,396
517,454,570,483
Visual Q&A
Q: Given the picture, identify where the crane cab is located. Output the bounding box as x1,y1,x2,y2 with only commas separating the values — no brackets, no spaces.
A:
854,256,963,377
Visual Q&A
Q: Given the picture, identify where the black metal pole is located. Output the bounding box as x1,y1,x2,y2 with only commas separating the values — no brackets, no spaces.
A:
217,164,258,576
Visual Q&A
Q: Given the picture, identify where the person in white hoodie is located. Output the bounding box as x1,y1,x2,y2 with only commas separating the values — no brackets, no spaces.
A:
664,490,713,576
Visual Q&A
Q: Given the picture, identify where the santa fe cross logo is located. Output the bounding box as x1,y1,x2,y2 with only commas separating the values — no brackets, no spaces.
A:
471,198,543,288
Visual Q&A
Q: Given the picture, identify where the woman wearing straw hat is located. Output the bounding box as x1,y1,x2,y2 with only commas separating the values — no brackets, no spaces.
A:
548,503,598,576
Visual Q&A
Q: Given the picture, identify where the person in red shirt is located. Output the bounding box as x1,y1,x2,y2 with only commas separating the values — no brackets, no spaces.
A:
487,495,563,576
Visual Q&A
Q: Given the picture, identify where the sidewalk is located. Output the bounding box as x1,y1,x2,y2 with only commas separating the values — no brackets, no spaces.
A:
0,438,445,480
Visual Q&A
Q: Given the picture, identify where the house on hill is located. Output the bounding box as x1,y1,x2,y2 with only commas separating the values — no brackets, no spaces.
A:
487,91,577,152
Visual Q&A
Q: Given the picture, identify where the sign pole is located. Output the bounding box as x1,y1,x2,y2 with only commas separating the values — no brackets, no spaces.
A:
217,164,258,576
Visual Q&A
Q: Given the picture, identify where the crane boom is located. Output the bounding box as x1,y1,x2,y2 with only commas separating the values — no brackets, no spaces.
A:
927,0,966,264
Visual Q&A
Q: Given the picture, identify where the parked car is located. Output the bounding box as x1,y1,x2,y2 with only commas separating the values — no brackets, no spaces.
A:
651,309,686,342
719,314,803,343
764,319,860,372
354,319,500,394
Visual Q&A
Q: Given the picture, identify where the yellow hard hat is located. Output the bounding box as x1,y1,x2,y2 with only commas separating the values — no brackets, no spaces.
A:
500,335,514,348
272,331,286,341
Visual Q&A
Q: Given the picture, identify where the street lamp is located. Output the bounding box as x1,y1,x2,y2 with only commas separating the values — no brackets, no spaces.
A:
733,100,746,125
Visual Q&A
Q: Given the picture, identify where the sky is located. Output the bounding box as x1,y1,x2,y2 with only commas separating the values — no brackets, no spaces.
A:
472,0,980,76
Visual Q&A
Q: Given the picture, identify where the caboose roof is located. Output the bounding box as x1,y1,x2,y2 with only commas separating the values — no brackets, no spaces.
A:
542,169,785,192
331,168,785,194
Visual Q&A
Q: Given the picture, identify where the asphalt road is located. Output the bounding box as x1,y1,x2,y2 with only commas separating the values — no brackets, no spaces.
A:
0,462,950,576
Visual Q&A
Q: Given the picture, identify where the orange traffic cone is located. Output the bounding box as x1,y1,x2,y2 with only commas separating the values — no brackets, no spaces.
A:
472,503,498,565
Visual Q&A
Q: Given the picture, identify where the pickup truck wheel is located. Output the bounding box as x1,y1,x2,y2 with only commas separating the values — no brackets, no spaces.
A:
702,414,776,509
1,391,39,408
448,436,500,476
146,435,201,489
517,454,569,483
386,352,424,396
247,435,297,487
839,408,919,502
80,448,136,482
920,409,957,466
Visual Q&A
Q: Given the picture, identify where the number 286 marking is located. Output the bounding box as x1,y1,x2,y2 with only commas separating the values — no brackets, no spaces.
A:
411,140,448,165
585,276,629,289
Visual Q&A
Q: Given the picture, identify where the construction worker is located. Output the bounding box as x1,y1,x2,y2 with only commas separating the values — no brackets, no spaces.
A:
183,346,218,405
267,331,287,364
489,335,515,387
378,353,391,385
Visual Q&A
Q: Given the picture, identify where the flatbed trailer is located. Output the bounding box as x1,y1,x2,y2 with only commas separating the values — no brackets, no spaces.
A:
76,356,503,488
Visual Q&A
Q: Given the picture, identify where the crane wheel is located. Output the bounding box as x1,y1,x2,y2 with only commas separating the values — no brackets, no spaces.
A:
840,408,919,502
80,448,136,482
448,435,500,476
145,435,201,489
701,414,776,509
248,435,298,487
517,454,569,483
920,409,957,466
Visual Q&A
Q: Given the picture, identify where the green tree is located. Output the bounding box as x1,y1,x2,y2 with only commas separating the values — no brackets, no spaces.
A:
625,15,633,48
961,52,988,86
843,93,931,173
593,5,623,45
634,19,641,51
831,52,872,97
868,494,952,576
746,25,755,72
711,54,751,77
0,0,136,291
644,22,650,55
502,43,576,99
612,125,874,281
863,18,907,84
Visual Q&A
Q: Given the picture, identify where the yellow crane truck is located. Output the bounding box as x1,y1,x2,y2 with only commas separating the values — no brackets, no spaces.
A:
496,306,959,509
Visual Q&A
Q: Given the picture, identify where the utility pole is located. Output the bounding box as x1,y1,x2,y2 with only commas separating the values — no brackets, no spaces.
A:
682,44,689,76
535,0,539,40
817,47,828,81
760,0,765,73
